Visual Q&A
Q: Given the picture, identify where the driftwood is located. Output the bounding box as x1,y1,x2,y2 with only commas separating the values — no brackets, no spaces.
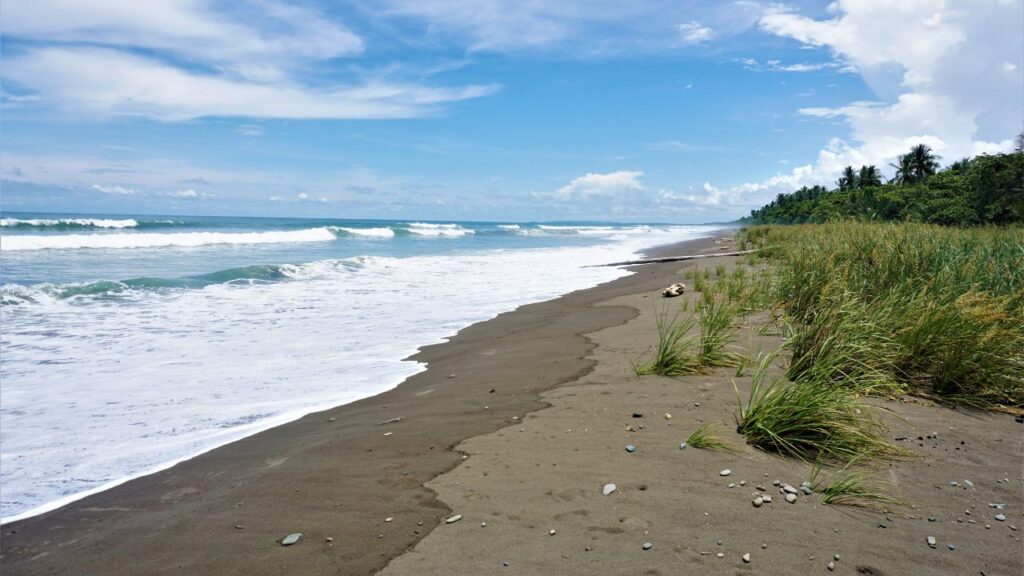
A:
591,249,761,267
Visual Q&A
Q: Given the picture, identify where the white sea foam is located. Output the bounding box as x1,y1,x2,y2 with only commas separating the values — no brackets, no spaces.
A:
0,225,718,521
0,218,140,229
497,224,521,230
330,226,396,238
405,222,474,237
0,228,338,251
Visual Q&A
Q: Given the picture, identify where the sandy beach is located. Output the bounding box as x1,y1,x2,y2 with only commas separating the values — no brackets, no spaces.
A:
2,231,1021,575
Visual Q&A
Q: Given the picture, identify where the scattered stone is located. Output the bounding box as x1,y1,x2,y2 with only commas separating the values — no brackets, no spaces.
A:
481,522,487,528
762,495,773,503
643,542,653,550
928,517,936,522
772,480,781,487
694,402,701,407
742,553,751,563
327,417,336,422
963,480,974,487
756,485,766,491
834,554,840,561
926,536,937,548
446,514,463,524
679,442,688,450
828,561,835,571
234,525,245,529
633,412,643,418
989,503,1007,509
801,485,814,495
549,529,557,536
716,552,725,558
626,445,637,453
603,483,617,496
665,413,672,419
728,483,736,488
995,514,1006,522
949,481,959,487
385,517,393,522
947,544,956,551
762,543,768,549
502,561,509,567
325,537,334,543
281,533,302,546
782,484,799,495
785,493,797,504
753,496,764,508
720,469,732,477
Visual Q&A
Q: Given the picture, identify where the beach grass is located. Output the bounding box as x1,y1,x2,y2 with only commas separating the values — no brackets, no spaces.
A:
697,290,742,367
684,423,739,454
810,466,906,510
734,354,906,465
741,222,1024,409
634,307,701,376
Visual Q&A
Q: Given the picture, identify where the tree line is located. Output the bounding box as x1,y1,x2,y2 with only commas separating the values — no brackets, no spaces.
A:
743,139,1024,226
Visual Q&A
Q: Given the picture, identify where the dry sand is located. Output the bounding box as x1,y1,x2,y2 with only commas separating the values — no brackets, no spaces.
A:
2,232,1021,575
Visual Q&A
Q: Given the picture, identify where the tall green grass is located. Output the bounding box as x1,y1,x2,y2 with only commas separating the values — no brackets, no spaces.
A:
697,290,741,367
734,354,906,464
751,223,1024,408
634,307,701,376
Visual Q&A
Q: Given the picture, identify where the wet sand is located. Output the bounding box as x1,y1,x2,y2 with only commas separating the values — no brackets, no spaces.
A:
3,231,1021,575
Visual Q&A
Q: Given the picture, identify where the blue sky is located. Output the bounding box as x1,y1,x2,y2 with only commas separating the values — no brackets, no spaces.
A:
1,1,1021,223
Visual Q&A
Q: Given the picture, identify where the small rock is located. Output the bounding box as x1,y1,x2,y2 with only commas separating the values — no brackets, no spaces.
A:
801,486,813,495
643,542,653,550
633,412,643,418
281,533,302,546
325,537,334,543
549,529,557,536
772,480,781,487
679,442,688,450
785,493,797,504
995,514,1006,522
728,483,736,488
603,483,617,496
742,553,751,563
716,552,725,558
828,561,835,571
753,496,764,508
928,517,936,522
481,522,487,528
327,417,336,422
625,445,636,453
762,543,768,549
926,536,936,548
782,484,798,495
762,495,773,503
739,480,747,486
664,413,672,419
947,544,956,551
720,469,732,477
502,561,509,567
385,517,393,522
834,554,840,561
446,514,463,524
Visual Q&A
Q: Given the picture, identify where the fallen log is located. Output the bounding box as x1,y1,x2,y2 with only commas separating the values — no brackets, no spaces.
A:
590,249,761,267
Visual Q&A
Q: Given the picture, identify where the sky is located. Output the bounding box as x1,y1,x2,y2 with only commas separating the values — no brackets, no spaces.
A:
1,0,1021,223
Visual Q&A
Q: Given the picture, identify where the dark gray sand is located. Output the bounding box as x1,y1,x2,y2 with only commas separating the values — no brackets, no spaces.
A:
3,231,1021,575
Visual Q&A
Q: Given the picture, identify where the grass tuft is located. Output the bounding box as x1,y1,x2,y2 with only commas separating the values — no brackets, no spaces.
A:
810,467,905,510
634,307,701,376
685,423,738,454
697,290,742,367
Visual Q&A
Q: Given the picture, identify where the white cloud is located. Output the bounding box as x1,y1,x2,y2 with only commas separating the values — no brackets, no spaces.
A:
2,48,499,121
738,57,854,73
702,0,1022,210
297,192,309,200
91,183,136,195
554,170,644,199
0,0,364,82
172,189,197,198
677,21,715,45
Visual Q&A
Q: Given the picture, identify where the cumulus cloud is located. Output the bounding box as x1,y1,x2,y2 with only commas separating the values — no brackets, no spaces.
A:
172,189,197,198
554,170,644,199
91,183,136,195
702,0,1022,210
677,21,715,45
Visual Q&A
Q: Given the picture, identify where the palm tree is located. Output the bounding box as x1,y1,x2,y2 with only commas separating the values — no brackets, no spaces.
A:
890,154,916,185
837,165,858,191
908,143,940,182
858,165,883,187
947,158,970,174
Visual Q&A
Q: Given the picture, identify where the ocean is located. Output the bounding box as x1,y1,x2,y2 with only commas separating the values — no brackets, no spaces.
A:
0,212,718,521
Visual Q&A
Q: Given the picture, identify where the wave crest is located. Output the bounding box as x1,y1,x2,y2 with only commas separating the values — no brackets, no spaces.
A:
0,228,338,251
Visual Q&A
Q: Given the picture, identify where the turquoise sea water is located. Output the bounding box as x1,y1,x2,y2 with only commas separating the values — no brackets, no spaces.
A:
0,211,719,521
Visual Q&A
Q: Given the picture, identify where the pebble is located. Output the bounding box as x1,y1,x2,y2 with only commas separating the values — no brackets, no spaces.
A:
753,496,764,508
720,469,732,477
728,483,736,488
828,561,835,571
762,495,773,503
446,514,463,524
926,536,936,548
633,412,643,418
385,517,393,522
801,486,813,495
679,442,688,450
481,522,487,528
549,529,557,536
716,552,725,558
281,533,302,546
664,413,672,419
782,484,798,495
834,554,840,561
502,561,509,567
739,480,746,486
325,537,334,542
643,542,653,550
603,483,617,496
742,553,751,563
772,480,781,486
995,514,1006,521
785,493,797,504
947,544,956,551
626,445,637,453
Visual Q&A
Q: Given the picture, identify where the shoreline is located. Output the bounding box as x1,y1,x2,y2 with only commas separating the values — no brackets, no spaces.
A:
0,232,727,575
